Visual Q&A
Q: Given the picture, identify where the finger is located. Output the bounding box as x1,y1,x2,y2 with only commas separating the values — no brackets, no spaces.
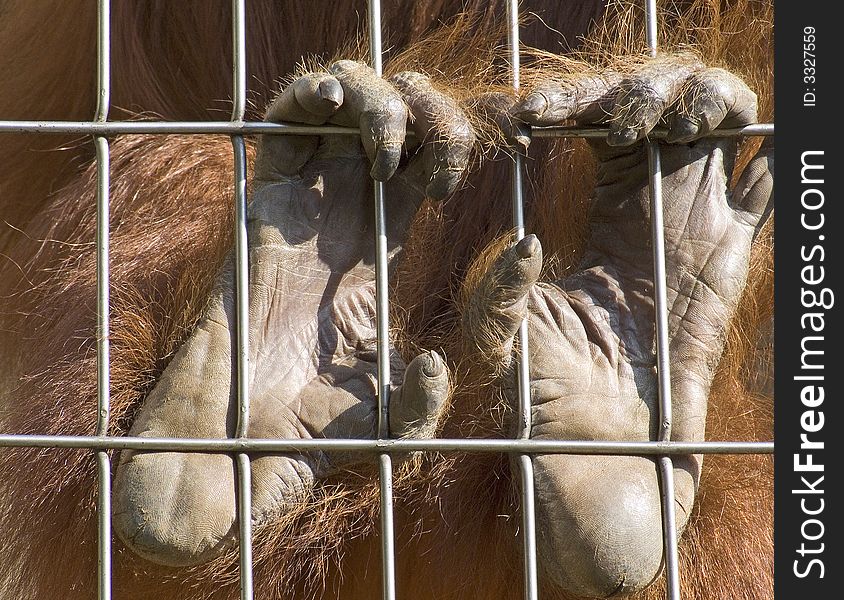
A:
462,235,543,368
474,91,531,151
265,72,344,125
390,71,476,200
511,72,621,126
666,68,758,143
607,57,702,146
328,60,408,181
390,350,449,438
256,73,344,179
731,138,773,231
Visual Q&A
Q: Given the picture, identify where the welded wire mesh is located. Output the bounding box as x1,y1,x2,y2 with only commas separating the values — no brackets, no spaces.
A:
0,2,774,600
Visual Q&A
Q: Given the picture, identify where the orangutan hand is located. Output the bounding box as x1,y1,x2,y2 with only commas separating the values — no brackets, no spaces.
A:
113,61,479,567
461,57,773,597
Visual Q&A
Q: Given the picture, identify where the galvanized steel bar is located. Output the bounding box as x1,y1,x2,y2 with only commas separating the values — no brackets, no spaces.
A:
643,1,682,598
378,453,396,597
94,1,112,599
0,435,773,454
659,456,682,599
95,137,110,439
0,4,772,597
231,138,250,440
647,142,672,443
96,450,112,598
230,0,249,441
645,0,659,56
235,452,253,593
95,137,112,600
0,120,775,138
373,187,390,442
367,2,397,599
230,2,253,599
532,123,774,139
368,0,384,76
94,0,110,123
232,133,253,600
231,0,247,123
506,3,539,599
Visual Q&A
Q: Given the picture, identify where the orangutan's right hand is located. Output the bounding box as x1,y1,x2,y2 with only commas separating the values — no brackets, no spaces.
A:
460,55,772,597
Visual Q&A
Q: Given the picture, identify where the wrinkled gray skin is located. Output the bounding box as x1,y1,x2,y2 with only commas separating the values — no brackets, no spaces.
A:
113,57,773,598
113,61,468,566
463,57,772,596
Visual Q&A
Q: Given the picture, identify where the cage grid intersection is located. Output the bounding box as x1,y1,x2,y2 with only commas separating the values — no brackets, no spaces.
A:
0,1,774,600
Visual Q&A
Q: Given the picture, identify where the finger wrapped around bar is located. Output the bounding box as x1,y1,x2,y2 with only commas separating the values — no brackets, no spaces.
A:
473,91,530,151
461,235,542,370
512,72,622,126
264,72,344,125
257,61,408,182
328,60,408,181
255,73,344,179
666,67,758,143
389,71,477,200
605,56,703,145
512,54,707,145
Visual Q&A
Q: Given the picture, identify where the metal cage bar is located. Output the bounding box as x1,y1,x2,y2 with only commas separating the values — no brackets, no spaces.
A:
643,1,682,598
367,2,398,599
506,3,539,600
0,120,773,137
0,435,772,454
0,3,777,600
94,1,112,598
230,1,254,598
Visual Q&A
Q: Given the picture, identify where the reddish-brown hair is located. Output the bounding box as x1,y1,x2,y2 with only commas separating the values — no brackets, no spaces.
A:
0,1,772,598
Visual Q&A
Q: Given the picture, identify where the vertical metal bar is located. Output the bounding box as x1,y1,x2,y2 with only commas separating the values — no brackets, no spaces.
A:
646,142,671,440
233,135,253,600
94,1,110,124
94,2,112,599
658,455,681,597
95,137,112,600
378,452,396,599
230,2,253,599
506,3,538,600
368,0,384,77
643,1,681,598
96,444,112,599
369,0,389,436
231,0,247,123
367,2,396,600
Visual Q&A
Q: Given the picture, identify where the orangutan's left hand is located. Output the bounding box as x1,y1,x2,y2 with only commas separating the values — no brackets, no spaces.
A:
112,61,479,568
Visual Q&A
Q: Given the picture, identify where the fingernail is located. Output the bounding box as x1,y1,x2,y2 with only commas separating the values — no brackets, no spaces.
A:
666,117,698,143
512,123,532,151
515,234,540,258
370,144,402,181
607,126,639,146
422,350,444,377
317,78,343,108
513,94,547,119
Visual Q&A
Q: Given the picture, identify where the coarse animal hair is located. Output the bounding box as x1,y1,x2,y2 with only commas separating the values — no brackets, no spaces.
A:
0,1,772,598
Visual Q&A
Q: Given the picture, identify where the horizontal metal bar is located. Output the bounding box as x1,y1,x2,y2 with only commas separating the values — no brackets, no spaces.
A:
0,120,774,138
0,435,773,454
531,123,775,139
0,121,360,136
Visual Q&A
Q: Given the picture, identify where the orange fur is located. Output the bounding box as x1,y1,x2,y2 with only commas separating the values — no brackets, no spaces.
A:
0,1,772,598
